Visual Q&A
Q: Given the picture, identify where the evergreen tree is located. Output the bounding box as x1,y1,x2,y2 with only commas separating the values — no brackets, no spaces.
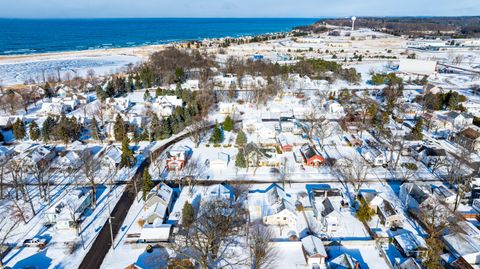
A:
235,130,247,146
96,86,108,102
29,120,40,141
57,114,70,144
210,122,223,144
120,137,135,168
160,117,172,139
105,81,115,97
12,118,26,140
42,116,56,142
141,169,153,201
114,114,126,142
410,118,424,140
181,201,195,228
235,150,247,168
222,115,234,132
150,114,161,140
69,116,82,142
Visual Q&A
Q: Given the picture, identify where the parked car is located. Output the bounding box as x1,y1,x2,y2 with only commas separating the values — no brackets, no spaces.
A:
23,238,46,248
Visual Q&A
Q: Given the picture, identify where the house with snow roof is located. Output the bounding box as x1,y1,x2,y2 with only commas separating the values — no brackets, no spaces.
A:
45,188,93,230
359,146,386,167
204,184,234,203
144,183,175,225
98,144,122,168
14,144,56,168
166,145,192,171
52,151,82,169
442,232,480,267
393,231,427,258
360,191,404,228
328,253,361,269
248,184,297,228
395,257,422,269
301,235,327,267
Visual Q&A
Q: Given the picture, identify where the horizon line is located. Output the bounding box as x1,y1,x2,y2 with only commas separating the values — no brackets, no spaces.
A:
0,15,479,20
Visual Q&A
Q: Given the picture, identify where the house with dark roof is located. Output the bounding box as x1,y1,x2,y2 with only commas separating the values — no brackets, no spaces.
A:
399,183,434,210
454,127,480,152
300,144,325,167
416,145,447,167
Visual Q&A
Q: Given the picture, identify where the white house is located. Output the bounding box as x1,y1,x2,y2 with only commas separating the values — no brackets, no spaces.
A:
360,191,404,228
218,102,237,115
98,145,122,168
325,101,345,119
205,184,234,202
248,184,297,228
45,188,93,230
393,231,427,258
51,151,82,169
359,146,386,167
144,184,175,225
445,111,474,130
209,152,231,174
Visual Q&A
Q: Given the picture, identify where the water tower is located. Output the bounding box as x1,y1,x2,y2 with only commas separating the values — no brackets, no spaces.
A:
351,16,356,31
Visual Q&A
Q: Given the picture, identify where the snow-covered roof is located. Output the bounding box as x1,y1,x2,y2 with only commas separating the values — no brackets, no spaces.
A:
443,232,480,258
140,224,172,241
205,184,234,201
100,145,122,165
394,231,427,253
248,184,295,218
457,221,480,239
397,257,422,269
301,235,327,258
328,253,359,269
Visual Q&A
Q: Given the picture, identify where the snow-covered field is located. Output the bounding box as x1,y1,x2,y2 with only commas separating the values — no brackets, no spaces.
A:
0,54,141,86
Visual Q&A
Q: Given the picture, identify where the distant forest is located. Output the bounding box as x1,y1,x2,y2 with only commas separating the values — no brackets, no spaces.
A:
297,17,480,38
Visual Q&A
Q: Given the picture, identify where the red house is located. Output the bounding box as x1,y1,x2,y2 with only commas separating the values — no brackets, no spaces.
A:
277,133,293,152
300,144,325,166
166,145,192,172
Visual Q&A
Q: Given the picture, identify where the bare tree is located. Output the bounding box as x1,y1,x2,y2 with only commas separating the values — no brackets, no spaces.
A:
178,157,207,193
30,162,51,203
247,224,277,269
0,213,20,267
80,151,99,207
186,119,210,147
336,156,369,200
175,199,248,268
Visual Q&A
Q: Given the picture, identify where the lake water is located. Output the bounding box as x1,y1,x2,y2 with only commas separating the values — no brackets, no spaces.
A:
0,18,317,55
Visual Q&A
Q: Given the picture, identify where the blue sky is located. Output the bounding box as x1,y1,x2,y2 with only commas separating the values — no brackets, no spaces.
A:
0,0,479,18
